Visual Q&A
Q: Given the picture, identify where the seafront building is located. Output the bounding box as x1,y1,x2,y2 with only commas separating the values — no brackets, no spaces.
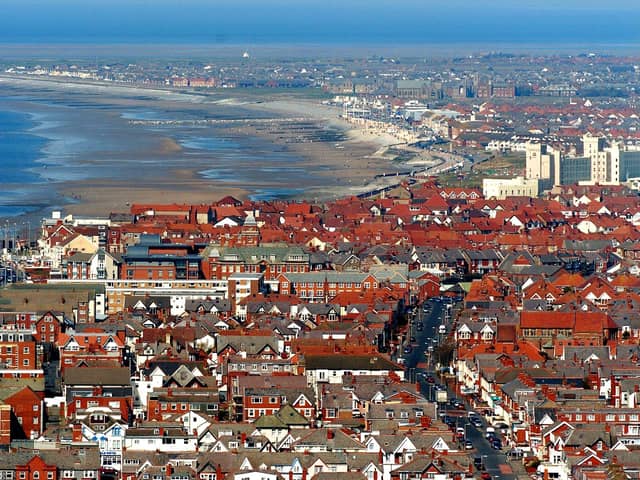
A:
525,134,640,189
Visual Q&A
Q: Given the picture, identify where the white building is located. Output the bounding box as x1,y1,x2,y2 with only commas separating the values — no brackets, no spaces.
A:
482,176,539,200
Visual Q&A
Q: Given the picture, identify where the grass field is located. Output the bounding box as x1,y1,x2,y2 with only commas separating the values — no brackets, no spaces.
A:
437,150,525,188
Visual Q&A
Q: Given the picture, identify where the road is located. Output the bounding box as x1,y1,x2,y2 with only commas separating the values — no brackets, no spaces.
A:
406,297,517,480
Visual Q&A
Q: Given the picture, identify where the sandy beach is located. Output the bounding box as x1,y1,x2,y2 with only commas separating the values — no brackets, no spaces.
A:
0,75,415,218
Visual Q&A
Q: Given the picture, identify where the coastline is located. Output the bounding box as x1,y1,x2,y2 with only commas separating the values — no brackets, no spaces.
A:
0,75,414,219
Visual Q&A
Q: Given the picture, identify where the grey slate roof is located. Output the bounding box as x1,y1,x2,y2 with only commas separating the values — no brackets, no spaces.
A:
63,367,131,386
304,354,401,371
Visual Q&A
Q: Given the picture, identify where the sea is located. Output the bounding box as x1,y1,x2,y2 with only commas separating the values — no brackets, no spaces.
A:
0,107,50,218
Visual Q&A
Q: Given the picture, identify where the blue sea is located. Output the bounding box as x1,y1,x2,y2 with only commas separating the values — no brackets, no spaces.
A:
0,108,49,217
0,1,638,54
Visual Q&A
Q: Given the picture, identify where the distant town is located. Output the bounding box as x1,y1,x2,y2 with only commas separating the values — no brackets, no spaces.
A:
1,51,640,480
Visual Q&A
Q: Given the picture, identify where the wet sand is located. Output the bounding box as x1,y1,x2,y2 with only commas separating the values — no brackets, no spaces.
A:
1,75,409,217
60,98,405,215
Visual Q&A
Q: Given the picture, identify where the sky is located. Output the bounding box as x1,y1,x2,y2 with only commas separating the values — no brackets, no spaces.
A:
0,0,639,48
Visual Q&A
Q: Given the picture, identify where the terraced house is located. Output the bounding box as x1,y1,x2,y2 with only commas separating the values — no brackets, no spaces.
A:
202,244,310,281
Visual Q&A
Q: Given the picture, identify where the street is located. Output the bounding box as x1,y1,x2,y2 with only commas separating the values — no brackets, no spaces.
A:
406,297,518,480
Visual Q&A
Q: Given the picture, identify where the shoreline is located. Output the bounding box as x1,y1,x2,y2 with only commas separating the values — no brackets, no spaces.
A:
0,75,417,219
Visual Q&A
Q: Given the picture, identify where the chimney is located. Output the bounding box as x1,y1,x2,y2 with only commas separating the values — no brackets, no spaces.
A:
72,423,82,442
166,463,173,476
327,429,334,440
216,464,223,480
241,432,247,445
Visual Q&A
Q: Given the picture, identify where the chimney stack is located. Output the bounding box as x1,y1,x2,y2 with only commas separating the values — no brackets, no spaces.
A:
72,423,82,442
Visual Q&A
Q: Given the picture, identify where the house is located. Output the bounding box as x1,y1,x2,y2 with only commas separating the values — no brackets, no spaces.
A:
304,354,404,388
0,386,43,440
65,248,122,280
62,367,132,405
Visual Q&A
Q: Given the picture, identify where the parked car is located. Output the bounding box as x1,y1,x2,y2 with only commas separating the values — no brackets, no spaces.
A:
480,472,491,480
465,440,474,450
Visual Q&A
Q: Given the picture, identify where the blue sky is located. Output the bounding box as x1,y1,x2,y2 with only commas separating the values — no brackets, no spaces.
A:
1,0,638,46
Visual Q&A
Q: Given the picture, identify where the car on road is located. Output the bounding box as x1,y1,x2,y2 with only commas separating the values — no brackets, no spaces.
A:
491,439,502,450
416,323,423,331
403,346,412,354
410,336,416,343
470,417,483,428
464,440,473,450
